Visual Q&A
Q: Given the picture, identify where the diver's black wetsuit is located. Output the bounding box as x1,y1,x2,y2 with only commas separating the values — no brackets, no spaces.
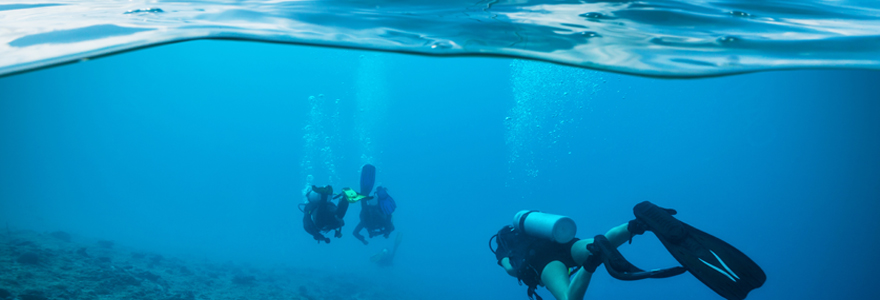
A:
352,200,394,245
303,186,350,243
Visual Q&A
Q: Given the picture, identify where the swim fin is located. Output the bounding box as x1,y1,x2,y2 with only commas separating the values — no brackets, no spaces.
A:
392,232,402,254
370,249,389,263
360,164,376,195
633,201,766,300
371,233,402,265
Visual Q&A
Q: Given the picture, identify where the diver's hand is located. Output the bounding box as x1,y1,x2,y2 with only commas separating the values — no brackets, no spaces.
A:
314,235,330,244
628,206,677,236
383,232,390,239
627,219,648,236
360,239,369,245
334,230,343,238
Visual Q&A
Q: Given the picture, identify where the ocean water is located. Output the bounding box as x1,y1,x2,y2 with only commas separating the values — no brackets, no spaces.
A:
1,1,880,300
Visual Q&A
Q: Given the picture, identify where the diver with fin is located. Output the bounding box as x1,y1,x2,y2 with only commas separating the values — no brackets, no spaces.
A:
491,211,662,300
351,164,397,245
299,184,370,244
490,202,765,300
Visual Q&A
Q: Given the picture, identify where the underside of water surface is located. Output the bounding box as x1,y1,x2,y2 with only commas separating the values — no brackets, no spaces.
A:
2,0,880,78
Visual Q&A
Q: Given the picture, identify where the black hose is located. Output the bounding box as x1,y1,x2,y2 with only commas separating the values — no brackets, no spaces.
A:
488,234,498,254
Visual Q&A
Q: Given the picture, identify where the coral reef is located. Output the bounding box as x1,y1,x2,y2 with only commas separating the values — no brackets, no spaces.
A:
0,229,405,300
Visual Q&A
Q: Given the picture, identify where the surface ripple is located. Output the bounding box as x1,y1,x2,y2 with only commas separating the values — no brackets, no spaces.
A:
1,0,879,77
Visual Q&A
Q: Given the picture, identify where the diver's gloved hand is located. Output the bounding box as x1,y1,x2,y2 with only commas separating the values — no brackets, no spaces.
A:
627,205,678,241
383,232,390,239
334,230,343,238
359,238,369,245
627,219,649,236
583,242,604,273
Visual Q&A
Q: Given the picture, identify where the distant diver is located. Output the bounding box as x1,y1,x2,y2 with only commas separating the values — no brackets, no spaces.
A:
371,232,403,267
299,184,370,243
351,164,397,245
490,201,765,300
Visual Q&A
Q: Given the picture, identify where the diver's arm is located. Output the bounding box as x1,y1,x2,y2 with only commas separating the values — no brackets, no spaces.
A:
500,257,518,277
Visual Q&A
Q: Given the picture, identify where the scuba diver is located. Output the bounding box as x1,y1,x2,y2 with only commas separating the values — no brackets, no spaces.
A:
490,201,765,300
299,185,370,243
353,186,396,245
370,232,403,267
351,164,397,245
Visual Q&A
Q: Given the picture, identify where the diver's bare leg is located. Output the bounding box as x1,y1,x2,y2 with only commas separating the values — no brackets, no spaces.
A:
571,223,632,265
563,223,633,300
541,260,572,300
566,266,594,300
603,223,633,247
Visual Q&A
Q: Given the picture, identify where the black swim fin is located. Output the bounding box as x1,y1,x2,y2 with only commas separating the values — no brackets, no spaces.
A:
360,164,376,195
633,201,766,300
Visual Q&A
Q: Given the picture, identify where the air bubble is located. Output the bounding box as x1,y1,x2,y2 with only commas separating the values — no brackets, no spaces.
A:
729,11,751,18
430,41,453,49
579,12,605,19
717,36,739,44
124,8,164,14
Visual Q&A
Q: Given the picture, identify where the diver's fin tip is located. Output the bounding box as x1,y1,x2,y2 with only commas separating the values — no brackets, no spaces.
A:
360,164,377,195
634,202,766,300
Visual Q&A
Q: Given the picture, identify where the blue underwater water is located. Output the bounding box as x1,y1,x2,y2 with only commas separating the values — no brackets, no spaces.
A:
1,1,880,300
1,40,879,300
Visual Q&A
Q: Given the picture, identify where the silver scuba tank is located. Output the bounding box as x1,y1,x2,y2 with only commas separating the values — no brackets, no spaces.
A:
513,210,577,243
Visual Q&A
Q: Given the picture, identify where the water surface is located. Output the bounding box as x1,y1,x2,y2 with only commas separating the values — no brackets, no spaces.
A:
2,0,880,77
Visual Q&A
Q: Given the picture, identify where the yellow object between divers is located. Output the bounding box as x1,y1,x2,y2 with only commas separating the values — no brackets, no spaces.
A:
343,188,367,203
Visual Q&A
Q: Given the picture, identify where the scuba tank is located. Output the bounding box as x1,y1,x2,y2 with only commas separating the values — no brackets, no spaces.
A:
306,188,322,202
512,210,577,243
298,187,320,213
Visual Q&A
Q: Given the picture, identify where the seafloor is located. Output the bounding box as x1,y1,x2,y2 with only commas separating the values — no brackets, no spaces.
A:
0,229,403,300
